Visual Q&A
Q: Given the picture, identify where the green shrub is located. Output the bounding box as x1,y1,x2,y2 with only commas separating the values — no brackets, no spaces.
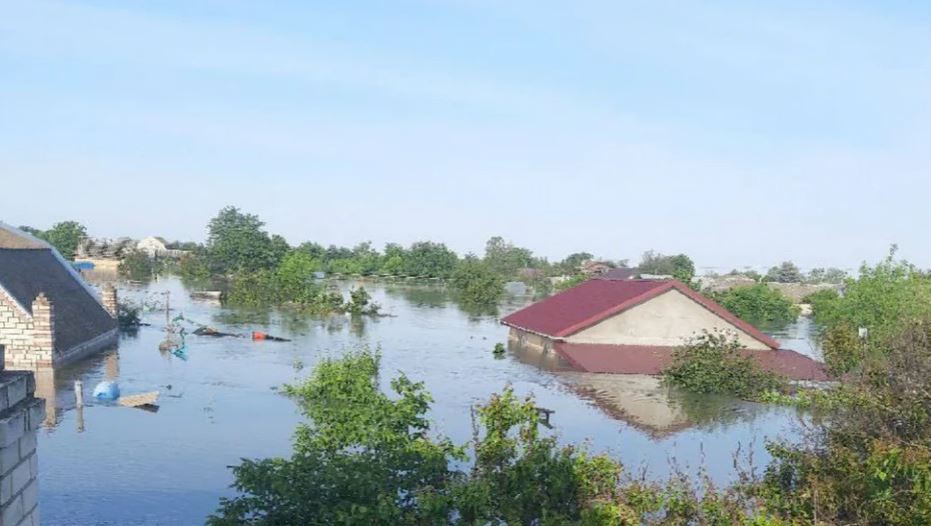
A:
555,274,587,291
712,284,800,327
450,257,504,307
117,300,142,329
759,321,931,525
118,250,161,281
210,348,769,526
800,288,840,318
809,249,931,373
663,331,786,399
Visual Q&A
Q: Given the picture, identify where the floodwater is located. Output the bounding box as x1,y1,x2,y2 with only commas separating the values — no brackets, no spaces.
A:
36,277,819,525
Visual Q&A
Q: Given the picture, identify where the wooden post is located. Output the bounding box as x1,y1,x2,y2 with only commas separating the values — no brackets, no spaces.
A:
74,380,84,408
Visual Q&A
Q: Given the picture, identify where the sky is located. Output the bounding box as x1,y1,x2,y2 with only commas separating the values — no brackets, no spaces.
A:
2,0,930,273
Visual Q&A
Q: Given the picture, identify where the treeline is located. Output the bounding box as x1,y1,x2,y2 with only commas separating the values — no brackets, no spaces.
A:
173,206,640,309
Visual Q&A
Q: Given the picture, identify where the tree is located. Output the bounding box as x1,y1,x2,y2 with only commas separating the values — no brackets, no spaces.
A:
638,250,695,283
381,243,407,275
557,252,593,274
765,261,803,283
276,251,322,303
206,207,276,274
483,236,534,279
40,221,87,260
712,284,800,328
450,256,505,307
807,267,847,284
403,241,458,278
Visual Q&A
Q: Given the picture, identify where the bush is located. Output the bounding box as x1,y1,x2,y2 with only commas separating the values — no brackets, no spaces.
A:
663,331,786,399
759,321,931,525
450,257,504,307
800,288,840,318
555,274,587,291
809,249,931,372
210,349,769,526
712,284,800,327
118,250,161,281
117,301,142,329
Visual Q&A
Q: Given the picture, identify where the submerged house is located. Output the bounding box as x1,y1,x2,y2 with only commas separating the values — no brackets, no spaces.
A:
0,224,118,368
501,279,826,381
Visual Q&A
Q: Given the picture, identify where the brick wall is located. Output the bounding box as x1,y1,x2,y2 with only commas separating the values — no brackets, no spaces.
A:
0,289,36,365
0,357,45,526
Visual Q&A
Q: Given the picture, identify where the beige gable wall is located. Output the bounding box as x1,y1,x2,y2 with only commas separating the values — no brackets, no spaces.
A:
566,289,770,349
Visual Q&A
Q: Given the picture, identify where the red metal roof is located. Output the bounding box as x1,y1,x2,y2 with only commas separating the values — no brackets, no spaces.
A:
553,343,828,382
501,279,780,349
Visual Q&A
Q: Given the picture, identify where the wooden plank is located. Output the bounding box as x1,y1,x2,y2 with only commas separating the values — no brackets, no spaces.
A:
118,391,160,408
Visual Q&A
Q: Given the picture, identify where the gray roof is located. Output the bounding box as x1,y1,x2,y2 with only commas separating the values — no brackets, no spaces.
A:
0,225,46,249
0,225,115,352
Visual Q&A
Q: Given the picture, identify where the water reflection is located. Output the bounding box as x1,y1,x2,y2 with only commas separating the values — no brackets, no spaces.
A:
508,342,768,437
30,347,123,431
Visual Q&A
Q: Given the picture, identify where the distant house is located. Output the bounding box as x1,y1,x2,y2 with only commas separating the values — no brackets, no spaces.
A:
580,260,612,276
0,224,118,369
501,279,826,381
594,267,639,281
136,236,169,258
136,236,186,259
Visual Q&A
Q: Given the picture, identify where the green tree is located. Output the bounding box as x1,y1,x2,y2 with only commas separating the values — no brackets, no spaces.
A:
638,250,695,283
40,221,87,260
811,248,931,366
450,256,505,307
118,250,160,281
403,241,459,278
381,243,407,275
712,284,800,328
483,236,534,279
557,252,594,274
276,251,323,304
765,261,803,283
209,350,463,526
206,207,277,274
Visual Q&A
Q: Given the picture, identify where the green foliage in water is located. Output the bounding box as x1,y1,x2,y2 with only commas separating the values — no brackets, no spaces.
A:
800,288,840,317
207,206,286,274
118,250,161,281
209,349,781,526
758,321,931,525
663,331,786,399
116,300,142,329
712,284,800,327
482,236,536,279
809,248,931,373
402,241,460,278
450,257,504,307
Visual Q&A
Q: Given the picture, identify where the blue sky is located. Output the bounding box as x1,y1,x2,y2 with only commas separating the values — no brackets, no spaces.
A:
2,1,930,272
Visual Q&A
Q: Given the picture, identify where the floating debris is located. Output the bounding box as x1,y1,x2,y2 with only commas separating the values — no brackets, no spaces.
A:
251,331,290,342
118,391,160,409
92,381,120,401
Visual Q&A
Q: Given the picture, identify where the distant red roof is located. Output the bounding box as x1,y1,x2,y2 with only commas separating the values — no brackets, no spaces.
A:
501,279,780,349
553,343,828,381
